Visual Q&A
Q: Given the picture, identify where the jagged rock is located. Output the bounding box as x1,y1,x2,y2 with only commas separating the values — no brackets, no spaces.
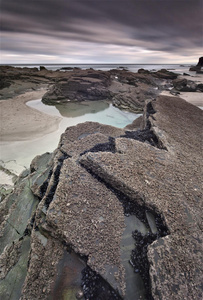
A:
41,67,176,111
153,69,178,79
60,67,74,70
124,116,143,130
0,236,31,300
137,68,150,74
42,70,112,103
0,74,202,299
0,65,182,111
0,79,11,90
172,78,197,92
197,83,203,92
59,122,124,157
189,56,203,71
197,56,203,67
39,66,47,71
80,96,203,299
20,230,86,300
46,158,126,295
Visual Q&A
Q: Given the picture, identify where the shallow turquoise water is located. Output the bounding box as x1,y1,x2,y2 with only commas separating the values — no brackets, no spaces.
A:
1,100,140,175
27,99,139,129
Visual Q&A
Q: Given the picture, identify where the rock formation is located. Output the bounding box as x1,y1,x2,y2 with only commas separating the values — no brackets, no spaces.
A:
0,66,179,112
0,95,202,300
189,56,203,72
41,68,179,113
172,78,197,92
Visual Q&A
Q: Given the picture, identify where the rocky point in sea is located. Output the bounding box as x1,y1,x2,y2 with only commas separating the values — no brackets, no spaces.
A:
189,56,203,73
0,91,202,299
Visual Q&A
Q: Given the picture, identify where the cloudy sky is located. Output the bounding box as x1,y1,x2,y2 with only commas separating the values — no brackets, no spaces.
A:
1,0,202,64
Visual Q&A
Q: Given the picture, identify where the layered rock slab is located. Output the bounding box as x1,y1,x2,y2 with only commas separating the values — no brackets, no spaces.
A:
59,121,124,157
46,158,126,296
80,95,203,299
0,94,202,300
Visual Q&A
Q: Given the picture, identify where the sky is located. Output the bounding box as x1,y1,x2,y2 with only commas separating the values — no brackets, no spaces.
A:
0,0,202,64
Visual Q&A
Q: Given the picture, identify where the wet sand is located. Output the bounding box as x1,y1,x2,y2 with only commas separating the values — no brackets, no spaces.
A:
161,73,203,107
160,90,203,107
1,72,202,143
0,88,61,142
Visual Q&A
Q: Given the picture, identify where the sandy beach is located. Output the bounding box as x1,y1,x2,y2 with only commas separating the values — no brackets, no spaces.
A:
160,90,203,107
161,73,203,107
0,72,202,144
0,88,61,142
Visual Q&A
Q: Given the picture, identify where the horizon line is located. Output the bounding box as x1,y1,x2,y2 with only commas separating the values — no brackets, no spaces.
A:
0,63,194,65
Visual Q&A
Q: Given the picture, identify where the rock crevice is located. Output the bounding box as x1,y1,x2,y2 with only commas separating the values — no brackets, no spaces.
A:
0,95,202,300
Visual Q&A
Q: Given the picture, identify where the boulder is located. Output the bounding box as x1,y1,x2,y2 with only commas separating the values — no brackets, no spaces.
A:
189,56,203,71
138,68,150,74
60,67,74,70
42,70,112,104
39,66,47,71
153,69,178,79
172,78,197,92
197,83,203,92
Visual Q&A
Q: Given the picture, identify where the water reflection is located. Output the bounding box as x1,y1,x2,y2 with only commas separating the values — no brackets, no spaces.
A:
49,251,85,300
2,100,140,175
55,101,109,118
27,99,139,128
121,215,148,300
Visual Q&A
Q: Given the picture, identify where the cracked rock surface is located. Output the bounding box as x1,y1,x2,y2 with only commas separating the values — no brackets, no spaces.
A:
0,95,202,300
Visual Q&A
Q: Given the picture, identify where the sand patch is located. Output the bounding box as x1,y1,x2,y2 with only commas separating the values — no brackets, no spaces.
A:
0,88,62,141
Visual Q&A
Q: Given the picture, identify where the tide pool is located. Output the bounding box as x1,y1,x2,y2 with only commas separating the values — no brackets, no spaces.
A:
1,100,140,175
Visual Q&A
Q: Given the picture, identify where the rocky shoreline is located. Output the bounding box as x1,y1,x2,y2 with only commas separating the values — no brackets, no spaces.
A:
0,64,201,112
0,64,203,299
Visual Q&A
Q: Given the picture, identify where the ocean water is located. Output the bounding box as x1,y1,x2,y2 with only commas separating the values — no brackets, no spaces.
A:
11,63,194,75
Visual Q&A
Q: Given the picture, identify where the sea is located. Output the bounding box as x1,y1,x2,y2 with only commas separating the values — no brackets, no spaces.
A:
10,63,194,75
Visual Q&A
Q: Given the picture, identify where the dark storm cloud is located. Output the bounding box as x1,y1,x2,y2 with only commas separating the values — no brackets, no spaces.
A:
1,0,202,62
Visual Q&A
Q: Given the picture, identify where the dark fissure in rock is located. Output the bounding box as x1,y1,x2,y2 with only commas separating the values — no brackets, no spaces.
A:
80,137,116,156
44,154,69,209
131,210,169,300
44,163,62,209
39,169,53,199
131,231,157,300
121,128,166,149
81,267,122,300
120,100,167,150
6,219,21,235
23,213,36,236
80,163,150,226
146,101,156,118
55,244,121,300
80,163,169,299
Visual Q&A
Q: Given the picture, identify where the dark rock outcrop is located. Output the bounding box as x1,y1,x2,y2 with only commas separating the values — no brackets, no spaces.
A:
0,65,191,112
42,73,112,103
0,95,202,300
138,68,150,75
42,68,170,112
172,78,197,92
152,69,178,79
39,66,47,71
189,56,203,71
197,83,203,92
